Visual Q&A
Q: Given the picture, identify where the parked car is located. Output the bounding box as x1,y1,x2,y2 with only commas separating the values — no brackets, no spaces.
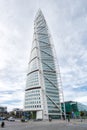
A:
8,117,15,121
1,117,6,120
21,118,29,122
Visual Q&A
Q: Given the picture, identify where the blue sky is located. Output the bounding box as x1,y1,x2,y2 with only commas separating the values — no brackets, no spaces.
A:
0,0,87,111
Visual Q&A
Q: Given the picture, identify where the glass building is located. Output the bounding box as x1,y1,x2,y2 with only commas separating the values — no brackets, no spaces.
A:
62,101,87,118
24,10,64,120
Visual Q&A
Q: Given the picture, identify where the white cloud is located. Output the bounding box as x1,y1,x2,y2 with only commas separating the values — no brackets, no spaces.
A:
64,87,87,105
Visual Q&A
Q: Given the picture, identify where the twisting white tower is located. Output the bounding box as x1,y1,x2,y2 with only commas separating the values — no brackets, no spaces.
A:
24,10,65,120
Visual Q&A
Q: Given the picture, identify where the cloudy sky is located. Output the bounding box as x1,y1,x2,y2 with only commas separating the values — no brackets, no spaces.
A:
0,0,87,111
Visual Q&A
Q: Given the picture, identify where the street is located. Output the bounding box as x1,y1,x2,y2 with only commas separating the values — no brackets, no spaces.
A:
1,119,87,130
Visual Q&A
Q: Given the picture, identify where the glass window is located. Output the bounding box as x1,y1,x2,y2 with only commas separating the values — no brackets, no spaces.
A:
28,58,38,72
30,48,37,60
26,71,39,88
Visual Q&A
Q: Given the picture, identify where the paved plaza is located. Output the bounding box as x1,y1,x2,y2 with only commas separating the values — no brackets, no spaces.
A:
1,119,87,130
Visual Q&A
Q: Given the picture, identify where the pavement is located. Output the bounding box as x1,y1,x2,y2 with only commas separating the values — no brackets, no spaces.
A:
0,119,87,130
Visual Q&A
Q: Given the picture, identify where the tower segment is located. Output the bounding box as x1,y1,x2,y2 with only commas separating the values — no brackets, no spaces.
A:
24,10,64,119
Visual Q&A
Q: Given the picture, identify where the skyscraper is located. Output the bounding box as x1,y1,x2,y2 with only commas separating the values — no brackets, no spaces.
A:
24,10,64,120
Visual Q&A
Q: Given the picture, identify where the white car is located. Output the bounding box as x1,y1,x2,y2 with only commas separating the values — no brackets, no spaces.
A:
8,117,15,121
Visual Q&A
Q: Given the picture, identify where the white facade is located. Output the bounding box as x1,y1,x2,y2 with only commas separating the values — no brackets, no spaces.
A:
24,10,63,119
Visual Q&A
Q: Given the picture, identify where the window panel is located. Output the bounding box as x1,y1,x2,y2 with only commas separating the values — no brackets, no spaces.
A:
26,71,39,88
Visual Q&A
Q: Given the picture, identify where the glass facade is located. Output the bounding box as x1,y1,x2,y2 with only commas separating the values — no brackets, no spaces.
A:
62,101,87,118
24,10,62,119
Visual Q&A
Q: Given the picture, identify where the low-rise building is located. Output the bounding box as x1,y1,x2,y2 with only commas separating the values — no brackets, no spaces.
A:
0,106,7,117
62,101,87,118
0,106,7,113
12,108,23,118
